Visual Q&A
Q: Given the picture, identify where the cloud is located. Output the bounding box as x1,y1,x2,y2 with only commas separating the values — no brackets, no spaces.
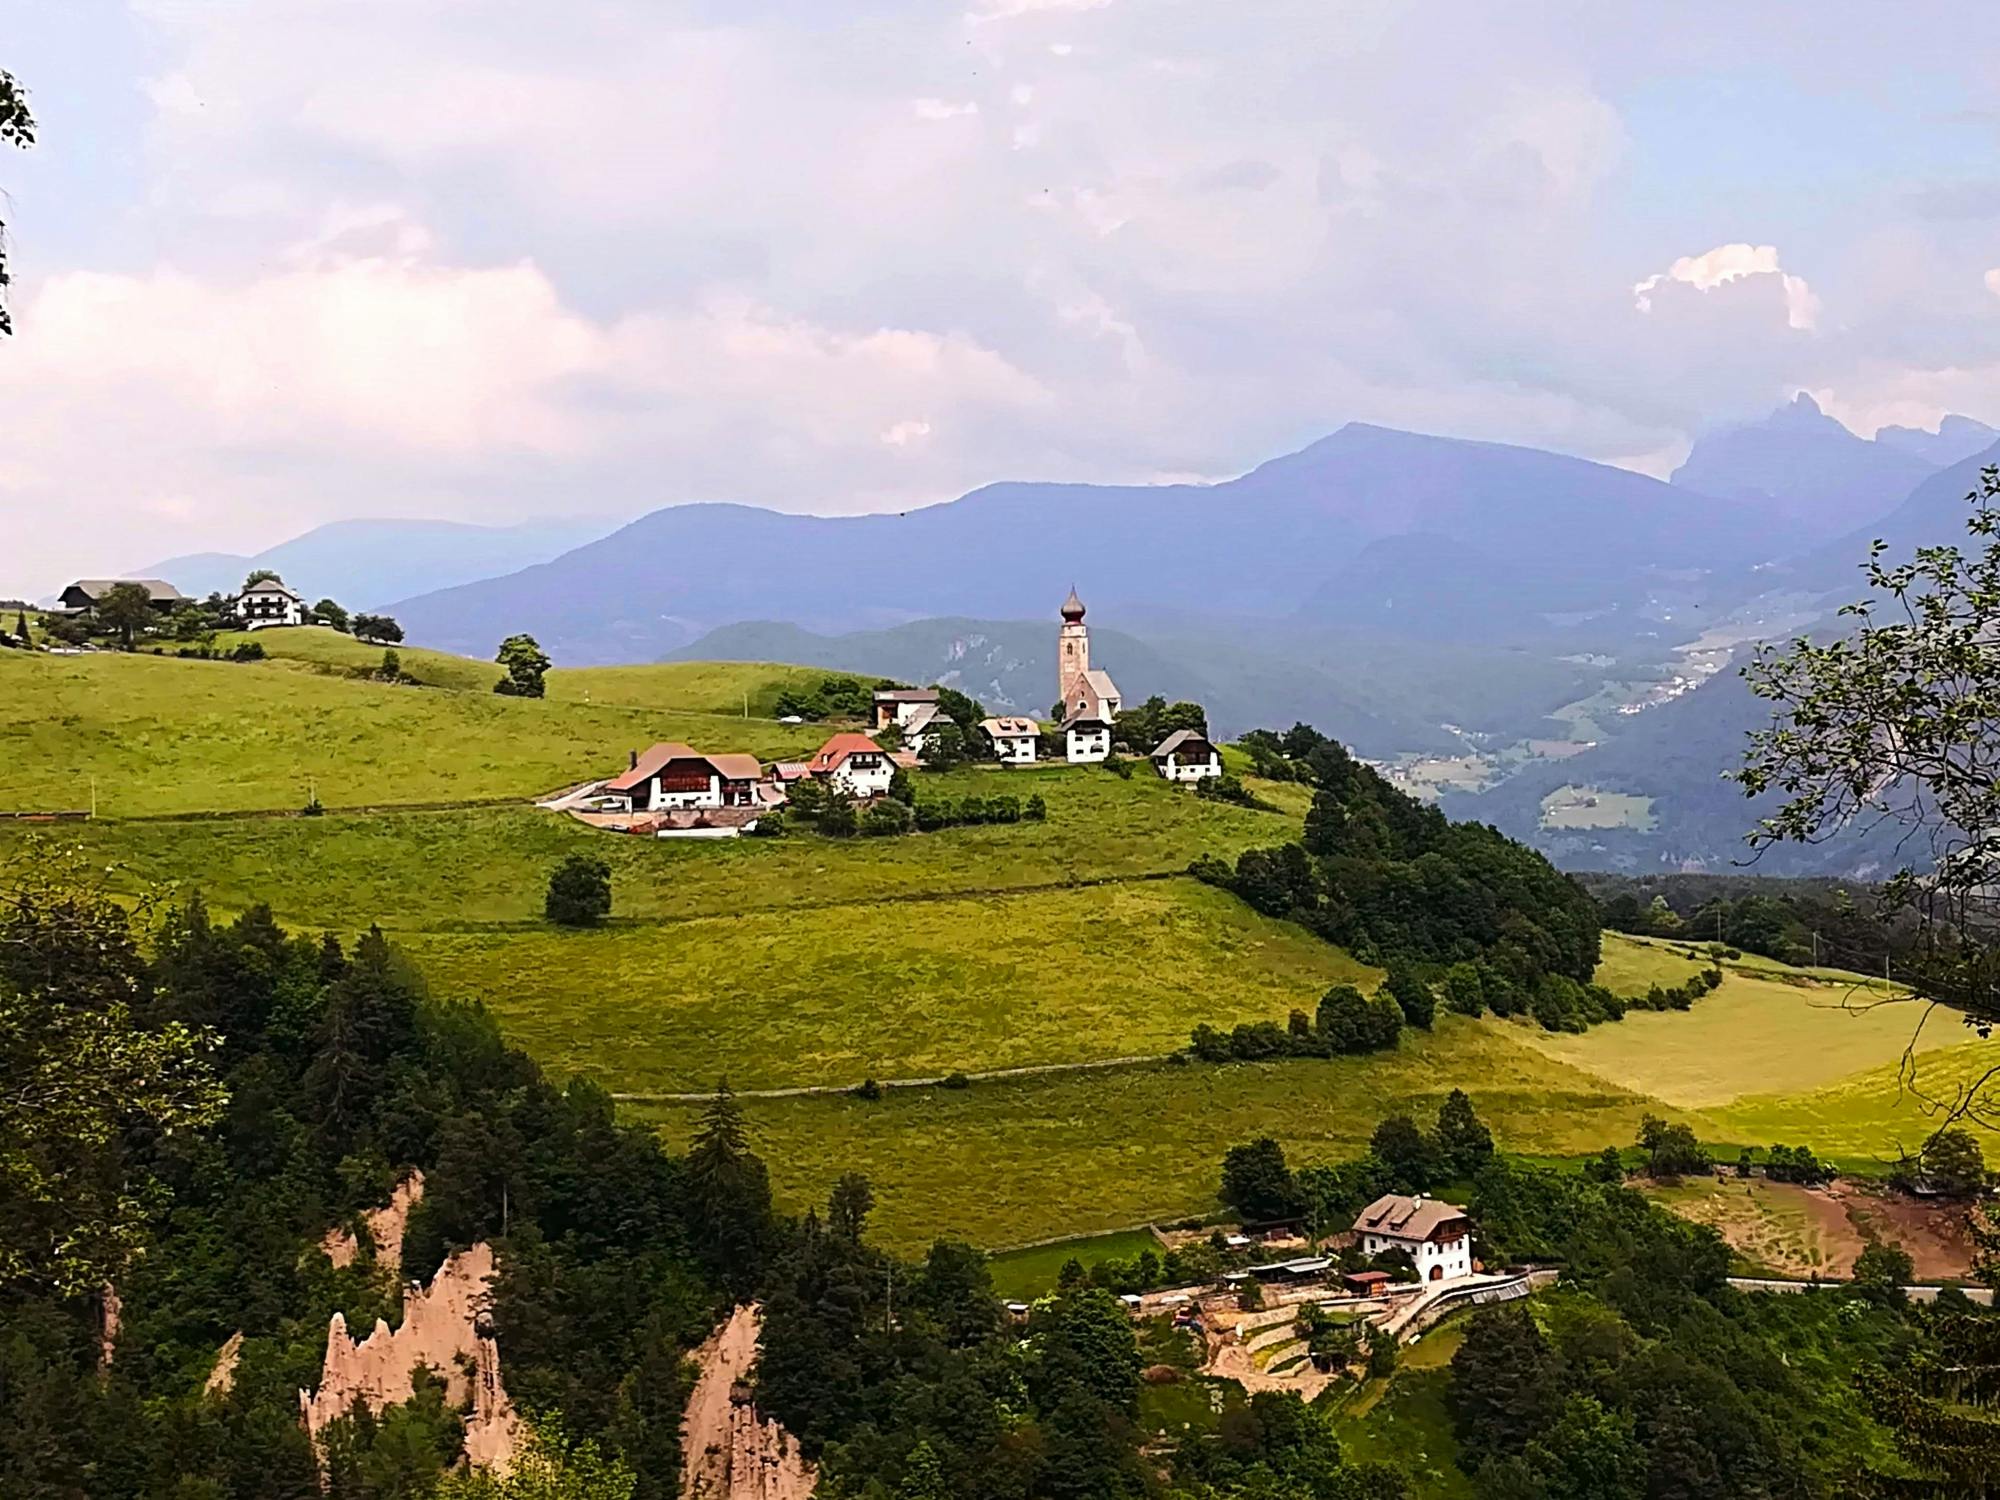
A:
1633,244,1822,331
967,0,1115,20
913,98,979,121
1987,268,2000,298
881,420,933,447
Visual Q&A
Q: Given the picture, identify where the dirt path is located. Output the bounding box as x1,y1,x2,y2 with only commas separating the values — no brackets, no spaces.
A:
680,1305,815,1500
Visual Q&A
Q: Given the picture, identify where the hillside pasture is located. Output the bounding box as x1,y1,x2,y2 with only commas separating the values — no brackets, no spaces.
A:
20,762,1301,929
546,660,844,718
0,649,821,815
398,878,1378,1093
208,626,503,692
630,1020,1683,1250
1515,961,1949,1110
1708,1035,2000,1162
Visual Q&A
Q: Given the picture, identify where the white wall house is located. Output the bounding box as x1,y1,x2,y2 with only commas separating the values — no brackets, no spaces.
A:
900,703,945,757
604,743,763,811
1064,714,1113,764
809,733,897,797
239,578,307,628
980,717,1040,765
1152,730,1223,783
1353,1193,1475,1283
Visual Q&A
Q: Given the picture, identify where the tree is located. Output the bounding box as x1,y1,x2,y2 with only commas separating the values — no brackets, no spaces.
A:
1738,468,2000,1047
495,633,552,698
1435,1088,1495,1179
353,612,404,644
1918,1126,1987,1197
1637,1114,1710,1179
0,841,226,1294
1370,1114,1436,1190
1851,1240,1915,1304
168,602,214,643
243,568,282,590
1448,1304,1560,1463
312,598,350,633
685,1081,773,1295
1384,966,1435,1029
827,1172,874,1242
918,720,967,771
0,70,32,336
1220,1137,1298,1223
544,855,612,926
436,1415,636,1500
12,610,27,647
95,582,156,651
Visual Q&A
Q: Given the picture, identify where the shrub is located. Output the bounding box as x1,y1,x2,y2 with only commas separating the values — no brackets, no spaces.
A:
545,854,613,927
1025,793,1048,822
861,798,916,837
818,798,859,837
747,811,787,838
229,640,266,661
854,1077,883,1101
940,1072,970,1090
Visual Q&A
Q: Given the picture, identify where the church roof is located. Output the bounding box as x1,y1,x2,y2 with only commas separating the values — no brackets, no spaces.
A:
1060,586,1086,622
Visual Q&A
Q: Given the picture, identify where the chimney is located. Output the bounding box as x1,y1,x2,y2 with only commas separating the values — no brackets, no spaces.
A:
629,749,638,770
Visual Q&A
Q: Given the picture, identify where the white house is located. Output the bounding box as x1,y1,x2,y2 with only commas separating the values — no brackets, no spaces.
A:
1063,710,1113,764
899,702,947,757
808,733,896,797
238,578,307,629
1151,729,1223,784
980,716,1040,765
603,743,764,811
872,688,939,732
1352,1193,1475,1283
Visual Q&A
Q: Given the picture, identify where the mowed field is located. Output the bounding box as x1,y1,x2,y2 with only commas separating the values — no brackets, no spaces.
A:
1521,934,1949,1110
629,1020,1684,1250
0,648,823,815
208,627,834,716
36,764,1295,930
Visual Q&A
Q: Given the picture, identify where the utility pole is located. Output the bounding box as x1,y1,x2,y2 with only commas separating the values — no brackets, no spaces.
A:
89,776,96,819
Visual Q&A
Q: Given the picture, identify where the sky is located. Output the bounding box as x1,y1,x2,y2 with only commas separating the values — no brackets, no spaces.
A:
3,1,1999,595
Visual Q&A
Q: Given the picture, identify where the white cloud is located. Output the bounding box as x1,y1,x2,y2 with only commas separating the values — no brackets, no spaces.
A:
1987,267,2000,298
967,0,1114,21
912,98,979,121
881,420,933,447
1633,244,1822,331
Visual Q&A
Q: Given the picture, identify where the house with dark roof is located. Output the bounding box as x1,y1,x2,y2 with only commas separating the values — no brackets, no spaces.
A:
238,577,307,629
1353,1193,1475,1283
57,579,189,615
807,732,895,797
1151,729,1222,784
604,743,765,812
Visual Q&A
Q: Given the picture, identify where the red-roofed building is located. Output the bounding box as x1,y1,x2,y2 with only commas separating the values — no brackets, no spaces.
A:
807,732,895,797
604,743,764,812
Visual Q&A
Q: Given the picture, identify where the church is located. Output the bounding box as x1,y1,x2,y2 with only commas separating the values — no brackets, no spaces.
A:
1056,587,1123,763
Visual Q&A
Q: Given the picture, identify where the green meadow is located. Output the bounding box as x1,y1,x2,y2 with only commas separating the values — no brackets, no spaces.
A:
21,761,1298,929
399,878,1379,1092
0,648,823,815
630,1021,1686,1250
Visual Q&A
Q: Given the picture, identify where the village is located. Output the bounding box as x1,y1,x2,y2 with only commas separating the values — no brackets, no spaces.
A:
546,588,1227,838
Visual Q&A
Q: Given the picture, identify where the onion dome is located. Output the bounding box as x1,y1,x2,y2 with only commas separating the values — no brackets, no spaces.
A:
1060,586,1086,622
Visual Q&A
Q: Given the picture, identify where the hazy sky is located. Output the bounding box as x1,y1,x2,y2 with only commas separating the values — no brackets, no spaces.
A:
4,1,1999,594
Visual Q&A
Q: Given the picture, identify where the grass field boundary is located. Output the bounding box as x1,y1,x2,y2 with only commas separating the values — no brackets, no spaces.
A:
114,794,540,823
612,1049,1179,1102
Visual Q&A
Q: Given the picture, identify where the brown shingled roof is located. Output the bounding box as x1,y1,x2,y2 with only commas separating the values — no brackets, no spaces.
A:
605,743,763,792
1352,1193,1470,1242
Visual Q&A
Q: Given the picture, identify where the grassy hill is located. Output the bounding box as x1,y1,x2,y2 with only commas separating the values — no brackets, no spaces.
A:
0,647,822,815
210,626,505,692
9,643,1983,1259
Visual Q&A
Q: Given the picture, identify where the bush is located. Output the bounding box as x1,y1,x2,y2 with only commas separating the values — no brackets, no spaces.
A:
940,1072,970,1090
854,1077,883,1101
747,811,787,838
545,854,613,926
818,798,859,837
1025,793,1048,822
861,798,916,837
229,640,266,661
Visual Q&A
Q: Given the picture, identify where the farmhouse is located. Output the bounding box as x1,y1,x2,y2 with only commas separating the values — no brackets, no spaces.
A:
808,732,896,797
1151,729,1222,784
898,702,947,757
980,716,1040,765
873,688,938,731
603,743,764,812
1055,588,1123,763
1353,1193,1475,1283
57,578,188,614
238,578,308,629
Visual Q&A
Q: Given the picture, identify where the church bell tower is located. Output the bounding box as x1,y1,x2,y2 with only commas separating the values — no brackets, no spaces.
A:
1058,586,1089,708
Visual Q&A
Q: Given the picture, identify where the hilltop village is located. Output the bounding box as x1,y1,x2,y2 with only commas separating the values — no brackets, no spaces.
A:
550,588,1224,838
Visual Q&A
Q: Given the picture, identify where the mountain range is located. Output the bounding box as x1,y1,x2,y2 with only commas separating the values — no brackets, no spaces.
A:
133,517,618,611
